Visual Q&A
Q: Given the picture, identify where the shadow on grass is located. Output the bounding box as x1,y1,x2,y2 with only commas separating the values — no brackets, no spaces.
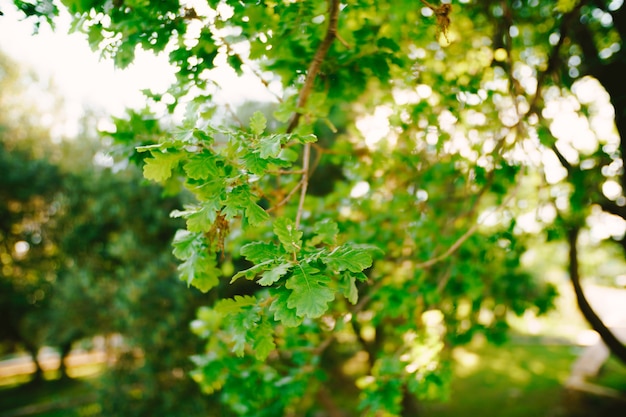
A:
0,377,99,417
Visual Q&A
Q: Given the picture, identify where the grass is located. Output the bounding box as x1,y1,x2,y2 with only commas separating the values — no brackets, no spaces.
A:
420,338,581,417
0,338,624,417
593,356,626,392
0,371,101,417
420,336,626,417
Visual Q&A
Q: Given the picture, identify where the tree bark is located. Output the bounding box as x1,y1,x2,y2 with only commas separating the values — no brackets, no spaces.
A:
568,227,626,364
58,341,73,379
400,385,420,417
25,344,44,383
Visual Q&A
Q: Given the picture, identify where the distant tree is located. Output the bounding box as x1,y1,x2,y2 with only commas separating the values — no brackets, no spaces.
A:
48,162,214,414
12,0,626,415
0,50,212,415
0,51,62,380
0,139,62,381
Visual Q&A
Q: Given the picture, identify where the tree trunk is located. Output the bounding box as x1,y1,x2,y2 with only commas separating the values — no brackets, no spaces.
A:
400,386,420,417
58,341,73,379
25,344,44,383
568,227,626,364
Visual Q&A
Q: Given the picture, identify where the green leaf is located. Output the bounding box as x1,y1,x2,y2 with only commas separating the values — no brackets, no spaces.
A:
312,219,339,245
293,133,317,144
258,262,292,286
250,111,267,135
183,152,220,180
245,201,269,226
278,147,299,162
242,152,270,175
227,306,260,356
253,319,276,360
339,273,359,305
189,357,228,394
142,151,182,182
240,241,283,263
178,252,220,293
172,127,195,143
230,260,274,283
191,271,220,293
322,245,373,273
258,134,282,159
222,186,248,221
114,40,135,69
171,229,199,260
270,288,303,327
185,203,219,233
555,0,578,13
215,295,258,315
273,97,296,123
274,217,302,253
286,263,334,318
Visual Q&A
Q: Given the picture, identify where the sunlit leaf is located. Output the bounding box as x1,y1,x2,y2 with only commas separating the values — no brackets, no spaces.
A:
142,151,182,182
274,217,303,253
286,263,334,318
249,111,267,136
258,262,292,286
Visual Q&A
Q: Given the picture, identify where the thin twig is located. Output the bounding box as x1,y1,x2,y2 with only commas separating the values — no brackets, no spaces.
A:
267,181,304,213
419,0,438,10
436,266,452,293
283,0,341,229
414,223,481,269
267,169,307,175
295,143,311,229
414,179,522,269
217,32,283,103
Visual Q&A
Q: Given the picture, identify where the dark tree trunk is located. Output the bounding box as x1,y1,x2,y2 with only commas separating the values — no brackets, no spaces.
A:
25,344,44,383
58,341,73,379
568,227,626,365
401,386,420,417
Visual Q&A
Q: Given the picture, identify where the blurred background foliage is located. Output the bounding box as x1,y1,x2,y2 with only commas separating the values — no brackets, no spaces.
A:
0,50,212,415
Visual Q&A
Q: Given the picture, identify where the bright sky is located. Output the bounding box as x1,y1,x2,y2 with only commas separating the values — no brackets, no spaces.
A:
0,0,276,137
0,1,175,119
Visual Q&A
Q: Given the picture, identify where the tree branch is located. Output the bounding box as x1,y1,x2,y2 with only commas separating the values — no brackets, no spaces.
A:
283,0,341,229
295,142,311,229
568,227,626,365
414,179,521,269
528,2,584,114
286,0,341,134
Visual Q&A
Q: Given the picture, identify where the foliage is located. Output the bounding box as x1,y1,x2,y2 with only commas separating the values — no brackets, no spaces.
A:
13,0,626,415
0,49,212,413
48,163,214,415
0,139,62,373
0,51,66,373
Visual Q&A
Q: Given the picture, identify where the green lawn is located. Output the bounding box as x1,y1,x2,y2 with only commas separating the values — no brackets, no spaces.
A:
0,376,100,417
421,338,626,417
594,356,626,392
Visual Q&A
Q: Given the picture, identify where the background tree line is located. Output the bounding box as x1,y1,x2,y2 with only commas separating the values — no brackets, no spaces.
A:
0,51,213,415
